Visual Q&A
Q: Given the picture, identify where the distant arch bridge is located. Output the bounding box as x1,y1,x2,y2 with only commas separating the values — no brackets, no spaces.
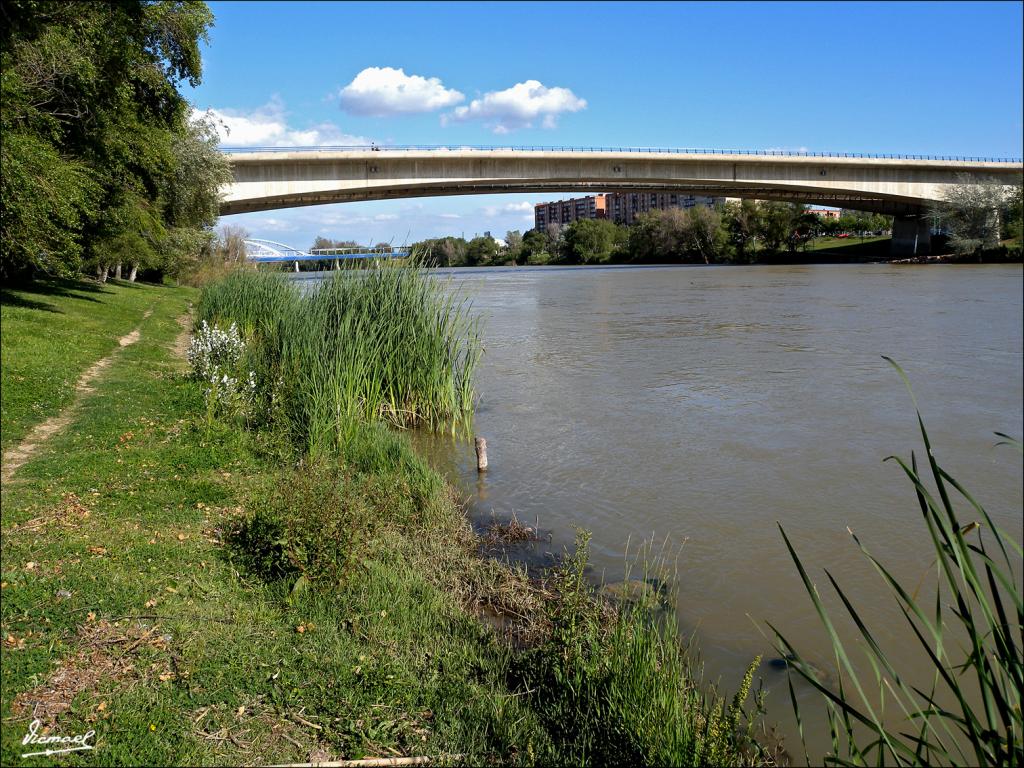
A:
222,146,1023,254
244,238,408,268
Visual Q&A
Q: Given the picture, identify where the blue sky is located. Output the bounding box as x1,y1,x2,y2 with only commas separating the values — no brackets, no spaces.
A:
185,1,1024,248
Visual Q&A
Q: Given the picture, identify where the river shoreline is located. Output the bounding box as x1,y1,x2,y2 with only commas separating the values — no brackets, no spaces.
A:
1,277,776,766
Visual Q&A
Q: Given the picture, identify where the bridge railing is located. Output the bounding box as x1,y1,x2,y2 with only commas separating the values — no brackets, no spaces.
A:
221,145,1023,163
309,247,398,256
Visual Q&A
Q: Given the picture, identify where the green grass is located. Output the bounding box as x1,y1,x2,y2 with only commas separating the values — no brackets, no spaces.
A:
803,236,891,255
1,272,768,766
0,279,188,452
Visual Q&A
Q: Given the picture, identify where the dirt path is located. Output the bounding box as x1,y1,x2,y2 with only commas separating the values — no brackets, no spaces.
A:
1,311,153,485
171,307,193,362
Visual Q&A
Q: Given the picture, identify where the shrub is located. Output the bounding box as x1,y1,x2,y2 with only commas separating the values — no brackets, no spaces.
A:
187,321,245,381
187,320,261,421
224,507,296,583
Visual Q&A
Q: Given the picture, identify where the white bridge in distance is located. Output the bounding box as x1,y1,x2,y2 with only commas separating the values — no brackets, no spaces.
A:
243,239,409,268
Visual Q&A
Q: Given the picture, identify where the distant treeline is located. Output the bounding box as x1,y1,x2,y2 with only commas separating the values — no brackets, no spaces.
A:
405,203,892,267
1,1,229,283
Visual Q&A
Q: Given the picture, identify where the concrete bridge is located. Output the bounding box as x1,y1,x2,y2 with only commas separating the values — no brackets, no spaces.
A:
219,146,1023,254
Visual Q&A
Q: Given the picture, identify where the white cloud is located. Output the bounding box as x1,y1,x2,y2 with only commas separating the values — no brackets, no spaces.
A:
444,80,586,133
196,98,370,147
482,201,536,217
439,213,461,219
503,201,534,213
374,213,399,221
337,67,464,116
246,216,298,233
764,146,810,153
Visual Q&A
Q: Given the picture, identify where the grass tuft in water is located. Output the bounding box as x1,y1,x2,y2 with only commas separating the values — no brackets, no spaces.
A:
771,358,1023,767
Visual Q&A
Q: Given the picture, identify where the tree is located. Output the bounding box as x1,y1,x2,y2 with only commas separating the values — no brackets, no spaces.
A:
0,1,217,281
562,219,625,264
520,229,552,265
545,222,566,261
503,230,523,264
722,199,761,262
758,202,801,253
411,236,468,267
465,235,499,266
626,209,688,262
311,236,360,251
217,225,250,263
678,205,725,263
930,173,1022,256
1004,182,1023,242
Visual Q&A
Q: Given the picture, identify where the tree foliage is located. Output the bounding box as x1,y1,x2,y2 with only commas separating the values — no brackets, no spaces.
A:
466,235,500,266
563,218,626,264
0,0,227,281
412,200,904,268
930,173,1023,256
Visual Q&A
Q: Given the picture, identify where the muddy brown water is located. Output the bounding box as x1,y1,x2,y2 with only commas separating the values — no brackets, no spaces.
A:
320,263,1024,759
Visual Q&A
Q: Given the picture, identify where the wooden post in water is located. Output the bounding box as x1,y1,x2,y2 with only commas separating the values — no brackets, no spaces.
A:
475,437,488,472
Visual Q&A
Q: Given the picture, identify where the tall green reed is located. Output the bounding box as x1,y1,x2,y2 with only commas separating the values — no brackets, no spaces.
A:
770,358,1022,766
196,261,482,455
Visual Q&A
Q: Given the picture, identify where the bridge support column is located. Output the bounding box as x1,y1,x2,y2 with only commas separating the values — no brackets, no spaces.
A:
294,261,300,273
891,215,931,257
333,259,340,271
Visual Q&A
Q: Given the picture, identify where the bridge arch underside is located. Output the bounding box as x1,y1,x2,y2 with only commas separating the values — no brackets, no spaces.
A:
220,152,1022,219
222,179,935,217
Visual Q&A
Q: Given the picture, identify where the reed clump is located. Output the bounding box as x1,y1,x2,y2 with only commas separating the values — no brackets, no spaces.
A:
196,262,482,454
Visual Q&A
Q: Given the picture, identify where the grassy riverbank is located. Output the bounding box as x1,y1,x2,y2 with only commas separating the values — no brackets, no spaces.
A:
0,280,191,453
1,273,769,766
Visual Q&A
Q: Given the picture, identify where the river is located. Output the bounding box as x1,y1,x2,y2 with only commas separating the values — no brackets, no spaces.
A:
398,262,1024,760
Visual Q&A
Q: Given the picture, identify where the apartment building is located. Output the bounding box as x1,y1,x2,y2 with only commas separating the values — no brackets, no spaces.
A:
534,192,723,230
804,206,842,219
604,192,725,226
534,194,608,230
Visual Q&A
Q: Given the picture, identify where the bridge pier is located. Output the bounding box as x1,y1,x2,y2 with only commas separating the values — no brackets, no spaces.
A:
891,215,931,257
